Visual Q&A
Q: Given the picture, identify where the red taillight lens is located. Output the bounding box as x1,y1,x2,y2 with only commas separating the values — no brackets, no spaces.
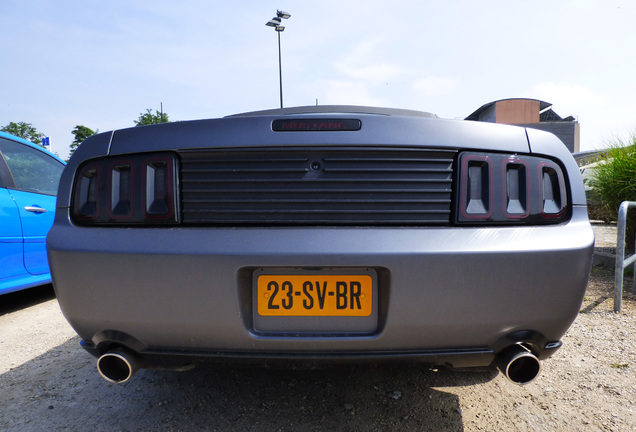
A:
75,166,101,221
144,156,175,219
72,152,179,226
503,158,530,219
539,162,567,218
109,161,134,220
456,152,568,225
460,155,493,219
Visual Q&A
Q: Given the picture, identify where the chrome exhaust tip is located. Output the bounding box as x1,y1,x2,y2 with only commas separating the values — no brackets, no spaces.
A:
498,345,541,385
96,348,140,384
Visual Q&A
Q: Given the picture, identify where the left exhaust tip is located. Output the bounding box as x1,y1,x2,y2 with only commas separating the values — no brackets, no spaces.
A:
497,345,541,385
97,348,140,384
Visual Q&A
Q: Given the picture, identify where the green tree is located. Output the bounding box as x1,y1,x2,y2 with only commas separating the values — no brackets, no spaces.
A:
1,121,45,145
134,109,169,126
70,125,97,156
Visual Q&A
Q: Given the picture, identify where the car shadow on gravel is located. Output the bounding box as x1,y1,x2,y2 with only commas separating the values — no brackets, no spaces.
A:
0,284,55,316
0,337,498,432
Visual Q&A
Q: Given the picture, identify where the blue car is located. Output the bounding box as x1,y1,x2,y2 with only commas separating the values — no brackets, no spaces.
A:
0,131,65,295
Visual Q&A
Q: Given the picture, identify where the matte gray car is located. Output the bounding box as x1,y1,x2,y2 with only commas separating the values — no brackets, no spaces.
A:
47,106,594,384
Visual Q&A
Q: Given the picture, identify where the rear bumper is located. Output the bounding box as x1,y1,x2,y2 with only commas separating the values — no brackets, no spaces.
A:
48,206,593,368
79,339,563,371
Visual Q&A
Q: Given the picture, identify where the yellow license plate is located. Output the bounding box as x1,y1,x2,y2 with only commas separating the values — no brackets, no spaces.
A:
257,274,373,317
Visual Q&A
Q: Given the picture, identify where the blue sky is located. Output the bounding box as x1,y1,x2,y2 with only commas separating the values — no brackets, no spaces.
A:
2,0,635,158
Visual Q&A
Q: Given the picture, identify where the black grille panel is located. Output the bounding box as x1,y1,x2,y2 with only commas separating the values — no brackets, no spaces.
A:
178,148,456,226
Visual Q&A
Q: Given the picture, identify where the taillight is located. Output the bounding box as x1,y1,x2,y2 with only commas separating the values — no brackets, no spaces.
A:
459,155,493,220
144,156,175,220
456,152,568,225
109,160,134,220
75,166,101,220
539,162,567,218
72,152,179,225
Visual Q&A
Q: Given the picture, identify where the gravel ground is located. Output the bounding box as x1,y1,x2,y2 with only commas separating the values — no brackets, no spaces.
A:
1,223,635,431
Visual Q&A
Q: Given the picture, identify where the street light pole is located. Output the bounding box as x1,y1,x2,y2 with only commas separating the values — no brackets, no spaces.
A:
277,29,283,109
266,10,291,109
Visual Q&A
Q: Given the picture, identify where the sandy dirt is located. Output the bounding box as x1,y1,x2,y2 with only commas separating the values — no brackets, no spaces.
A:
1,224,635,431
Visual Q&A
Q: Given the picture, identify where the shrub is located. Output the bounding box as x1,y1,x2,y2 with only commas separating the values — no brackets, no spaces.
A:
589,133,636,249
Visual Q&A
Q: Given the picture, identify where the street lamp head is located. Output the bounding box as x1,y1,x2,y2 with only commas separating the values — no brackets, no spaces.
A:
277,10,291,19
266,17,281,27
275,26,285,32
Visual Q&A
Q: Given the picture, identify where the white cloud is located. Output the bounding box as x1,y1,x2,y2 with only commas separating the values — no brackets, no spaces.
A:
336,62,402,86
411,76,458,97
333,37,403,86
323,80,385,106
522,82,599,110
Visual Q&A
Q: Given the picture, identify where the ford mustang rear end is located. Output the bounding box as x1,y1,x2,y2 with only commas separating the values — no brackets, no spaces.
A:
47,106,594,384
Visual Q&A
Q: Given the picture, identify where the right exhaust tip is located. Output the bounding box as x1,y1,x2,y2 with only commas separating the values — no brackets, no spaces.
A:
497,345,541,385
97,348,140,384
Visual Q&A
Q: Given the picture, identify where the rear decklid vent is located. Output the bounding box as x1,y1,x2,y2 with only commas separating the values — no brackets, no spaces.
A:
178,147,456,226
